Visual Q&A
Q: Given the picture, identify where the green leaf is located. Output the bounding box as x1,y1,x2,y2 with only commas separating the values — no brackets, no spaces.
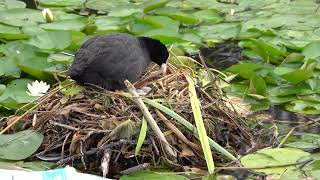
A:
0,84,5,96
143,98,237,161
241,148,310,174
249,75,266,95
0,130,43,160
27,30,72,50
268,85,303,96
18,56,54,80
37,0,85,8
108,5,142,17
143,0,170,12
143,28,182,44
154,7,200,25
0,0,26,10
135,117,147,156
61,85,84,97
94,16,126,34
0,57,21,78
129,16,179,35
198,23,241,41
282,53,305,64
120,171,189,180
285,100,320,114
0,79,38,109
282,69,313,84
0,24,30,40
39,19,86,31
302,41,320,60
193,9,223,24
0,8,44,27
250,39,286,63
47,53,73,64
185,74,214,173
227,62,262,74
85,0,129,12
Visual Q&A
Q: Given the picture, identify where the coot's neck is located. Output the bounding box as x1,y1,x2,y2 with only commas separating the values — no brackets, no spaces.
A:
138,37,169,66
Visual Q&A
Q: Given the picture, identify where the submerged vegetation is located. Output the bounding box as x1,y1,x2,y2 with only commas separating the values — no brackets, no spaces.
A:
0,0,319,179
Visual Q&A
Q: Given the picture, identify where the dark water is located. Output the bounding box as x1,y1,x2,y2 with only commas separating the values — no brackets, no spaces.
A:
269,105,320,134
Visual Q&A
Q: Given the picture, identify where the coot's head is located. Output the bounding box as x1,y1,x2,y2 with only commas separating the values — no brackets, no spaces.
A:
138,36,169,74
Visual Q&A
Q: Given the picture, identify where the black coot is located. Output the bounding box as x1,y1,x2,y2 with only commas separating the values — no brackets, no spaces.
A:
68,33,169,91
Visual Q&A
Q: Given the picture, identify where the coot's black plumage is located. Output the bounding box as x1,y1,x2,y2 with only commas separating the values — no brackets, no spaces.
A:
68,33,169,90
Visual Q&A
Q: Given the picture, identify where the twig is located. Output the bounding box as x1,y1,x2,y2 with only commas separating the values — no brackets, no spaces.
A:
277,127,295,148
155,109,202,151
49,120,80,131
124,80,177,161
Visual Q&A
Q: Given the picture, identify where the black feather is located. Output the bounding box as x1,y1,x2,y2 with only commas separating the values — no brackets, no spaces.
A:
68,33,169,91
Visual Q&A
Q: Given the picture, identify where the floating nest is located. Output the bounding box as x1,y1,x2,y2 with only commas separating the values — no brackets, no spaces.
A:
4,62,256,178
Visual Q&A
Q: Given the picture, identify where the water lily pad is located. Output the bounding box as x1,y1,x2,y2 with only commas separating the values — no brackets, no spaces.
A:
143,0,169,12
282,69,313,84
0,0,26,10
85,0,129,12
241,148,310,174
108,5,142,17
37,0,85,8
0,24,30,40
0,8,44,27
27,30,72,50
0,57,20,78
285,100,320,114
94,16,126,34
39,18,86,31
0,130,43,160
302,41,320,60
47,53,73,64
198,23,241,41
0,79,38,109
18,56,54,80
154,7,200,25
193,9,223,24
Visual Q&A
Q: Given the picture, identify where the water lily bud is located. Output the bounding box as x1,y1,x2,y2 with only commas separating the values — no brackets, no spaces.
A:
42,8,54,23
230,9,235,16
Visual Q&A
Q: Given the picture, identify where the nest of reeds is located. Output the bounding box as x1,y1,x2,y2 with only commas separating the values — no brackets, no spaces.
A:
7,62,256,177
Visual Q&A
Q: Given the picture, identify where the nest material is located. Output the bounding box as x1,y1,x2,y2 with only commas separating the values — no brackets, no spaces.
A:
15,64,254,177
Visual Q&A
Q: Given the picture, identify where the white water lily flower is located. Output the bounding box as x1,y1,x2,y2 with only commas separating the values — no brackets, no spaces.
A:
42,8,54,22
27,80,50,97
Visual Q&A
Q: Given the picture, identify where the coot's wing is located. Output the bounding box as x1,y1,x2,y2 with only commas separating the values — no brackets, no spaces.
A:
82,35,150,89
69,34,150,90
68,36,103,78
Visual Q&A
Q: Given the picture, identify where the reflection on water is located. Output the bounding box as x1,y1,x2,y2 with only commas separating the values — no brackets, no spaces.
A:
269,105,320,134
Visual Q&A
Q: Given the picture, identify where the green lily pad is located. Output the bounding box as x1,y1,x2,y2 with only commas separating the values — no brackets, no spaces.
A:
302,41,320,60
27,30,72,50
0,79,38,109
0,8,44,27
285,100,320,114
39,18,87,31
85,0,129,12
37,0,85,8
0,0,26,10
0,57,20,78
282,69,313,84
0,130,43,160
143,0,170,12
154,7,200,25
241,148,310,175
0,24,30,40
